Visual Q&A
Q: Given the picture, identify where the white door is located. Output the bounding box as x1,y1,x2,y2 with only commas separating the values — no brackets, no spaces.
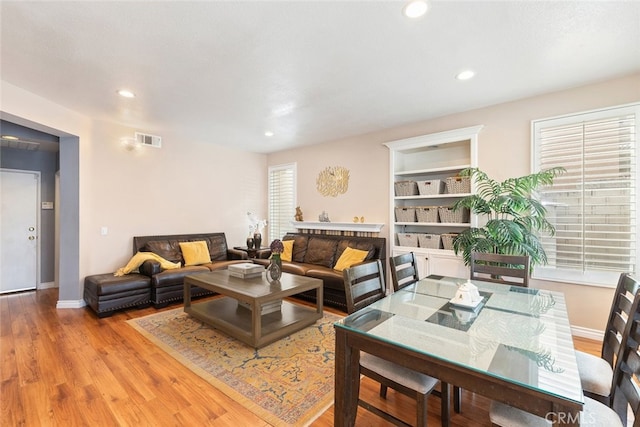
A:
1,169,39,293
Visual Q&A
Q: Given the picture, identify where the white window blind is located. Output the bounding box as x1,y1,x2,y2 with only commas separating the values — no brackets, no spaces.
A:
533,104,639,286
268,163,296,242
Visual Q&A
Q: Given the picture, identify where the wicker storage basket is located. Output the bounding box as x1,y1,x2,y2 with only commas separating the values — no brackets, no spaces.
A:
415,206,439,223
397,233,419,247
395,207,416,222
446,176,471,194
394,180,418,196
417,180,444,196
418,233,441,249
438,206,470,224
441,233,459,250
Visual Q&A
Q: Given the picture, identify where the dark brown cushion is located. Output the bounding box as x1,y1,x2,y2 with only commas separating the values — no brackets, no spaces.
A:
305,267,344,291
143,240,183,263
303,237,338,268
203,234,228,261
285,234,309,263
281,262,315,276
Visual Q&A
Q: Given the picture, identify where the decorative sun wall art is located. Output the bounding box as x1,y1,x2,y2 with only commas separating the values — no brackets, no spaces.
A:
316,166,350,197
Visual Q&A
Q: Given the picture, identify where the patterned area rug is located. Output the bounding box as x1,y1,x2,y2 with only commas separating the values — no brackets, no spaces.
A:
127,307,341,426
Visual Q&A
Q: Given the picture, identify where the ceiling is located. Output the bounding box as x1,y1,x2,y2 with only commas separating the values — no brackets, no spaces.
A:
1,1,639,154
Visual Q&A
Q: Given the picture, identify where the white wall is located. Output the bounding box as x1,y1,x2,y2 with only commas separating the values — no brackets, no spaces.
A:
268,72,640,333
85,120,267,273
1,80,267,305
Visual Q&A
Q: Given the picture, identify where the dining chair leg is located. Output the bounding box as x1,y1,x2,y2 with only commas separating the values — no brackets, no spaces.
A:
440,382,451,427
453,386,462,413
417,392,428,427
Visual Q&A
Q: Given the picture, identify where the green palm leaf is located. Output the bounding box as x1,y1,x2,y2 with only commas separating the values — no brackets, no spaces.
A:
452,167,564,268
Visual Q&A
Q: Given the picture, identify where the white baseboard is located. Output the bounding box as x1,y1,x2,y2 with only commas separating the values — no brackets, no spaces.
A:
38,281,57,290
56,299,86,309
571,325,604,341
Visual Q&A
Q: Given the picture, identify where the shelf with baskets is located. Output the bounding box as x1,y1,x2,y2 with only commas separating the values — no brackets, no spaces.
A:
384,125,482,278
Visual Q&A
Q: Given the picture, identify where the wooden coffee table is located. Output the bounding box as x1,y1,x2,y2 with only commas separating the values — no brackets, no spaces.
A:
183,270,323,348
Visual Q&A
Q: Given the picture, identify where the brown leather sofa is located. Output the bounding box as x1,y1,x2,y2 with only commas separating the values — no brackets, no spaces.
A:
133,232,248,307
253,232,386,312
84,232,249,317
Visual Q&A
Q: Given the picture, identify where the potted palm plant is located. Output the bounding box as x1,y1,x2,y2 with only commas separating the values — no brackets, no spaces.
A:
451,167,565,269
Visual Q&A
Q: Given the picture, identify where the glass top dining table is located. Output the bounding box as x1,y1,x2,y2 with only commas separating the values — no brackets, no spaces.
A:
333,275,585,426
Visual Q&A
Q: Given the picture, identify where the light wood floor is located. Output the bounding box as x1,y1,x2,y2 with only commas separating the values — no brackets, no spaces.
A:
1,289,601,426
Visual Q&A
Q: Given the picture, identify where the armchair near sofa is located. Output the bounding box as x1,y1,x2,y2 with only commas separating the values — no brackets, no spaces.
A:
253,232,386,312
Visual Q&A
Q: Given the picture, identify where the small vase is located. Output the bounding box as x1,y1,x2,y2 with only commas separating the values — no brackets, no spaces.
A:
253,232,262,249
246,237,255,250
268,254,282,281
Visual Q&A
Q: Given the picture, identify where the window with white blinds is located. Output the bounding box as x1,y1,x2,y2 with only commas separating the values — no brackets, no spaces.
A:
532,104,639,287
268,163,297,242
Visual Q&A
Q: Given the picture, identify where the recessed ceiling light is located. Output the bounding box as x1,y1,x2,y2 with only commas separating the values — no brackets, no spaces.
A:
117,89,135,98
264,131,274,137
456,70,476,81
403,0,429,18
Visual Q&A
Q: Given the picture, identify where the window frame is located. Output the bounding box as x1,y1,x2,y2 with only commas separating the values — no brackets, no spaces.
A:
268,162,297,242
531,102,640,288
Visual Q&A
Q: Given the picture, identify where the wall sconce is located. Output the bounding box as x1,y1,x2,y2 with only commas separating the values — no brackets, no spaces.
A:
120,136,142,151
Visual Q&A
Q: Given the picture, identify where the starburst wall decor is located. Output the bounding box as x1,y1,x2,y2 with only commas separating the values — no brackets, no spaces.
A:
316,166,349,197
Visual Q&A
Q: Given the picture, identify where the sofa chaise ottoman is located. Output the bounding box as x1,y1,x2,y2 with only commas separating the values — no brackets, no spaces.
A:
83,273,151,318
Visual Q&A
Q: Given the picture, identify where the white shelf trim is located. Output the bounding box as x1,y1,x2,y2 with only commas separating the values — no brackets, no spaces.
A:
395,164,471,176
383,125,484,150
395,222,471,227
291,221,384,233
395,193,471,200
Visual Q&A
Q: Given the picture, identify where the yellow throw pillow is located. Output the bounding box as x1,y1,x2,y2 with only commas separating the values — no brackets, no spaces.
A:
114,251,181,276
281,240,294,262
179,241,211,266
333,247,369,272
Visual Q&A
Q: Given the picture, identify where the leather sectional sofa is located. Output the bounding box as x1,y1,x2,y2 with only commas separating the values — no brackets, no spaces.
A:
253,232,386,312
84,231,387,317
84,232,248,316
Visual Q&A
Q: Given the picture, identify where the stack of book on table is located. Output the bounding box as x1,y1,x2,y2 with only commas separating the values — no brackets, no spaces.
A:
228,263,264,279
237,299,282,315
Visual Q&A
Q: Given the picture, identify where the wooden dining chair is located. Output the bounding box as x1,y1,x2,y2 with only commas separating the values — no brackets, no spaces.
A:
489,281,640,427
389,252,420,291
343,260,452,426
576,273,640,407
470,252,530,287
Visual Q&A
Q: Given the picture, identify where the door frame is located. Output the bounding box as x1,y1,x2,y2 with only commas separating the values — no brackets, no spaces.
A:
1,168,41,291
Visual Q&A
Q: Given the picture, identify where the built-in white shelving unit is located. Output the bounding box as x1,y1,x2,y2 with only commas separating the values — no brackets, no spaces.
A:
384,125,483,278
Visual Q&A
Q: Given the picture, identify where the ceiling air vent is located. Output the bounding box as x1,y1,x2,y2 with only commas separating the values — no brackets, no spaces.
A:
135,132,162,148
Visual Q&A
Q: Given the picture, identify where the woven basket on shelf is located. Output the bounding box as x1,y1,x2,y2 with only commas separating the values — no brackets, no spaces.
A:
445,176,471,194
415,206,439,223
438,206,469,224
397,233,419,247
417,180,444,196
441,233,459,250
395,207,416,222
394,180,418,196
418,234,441,249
